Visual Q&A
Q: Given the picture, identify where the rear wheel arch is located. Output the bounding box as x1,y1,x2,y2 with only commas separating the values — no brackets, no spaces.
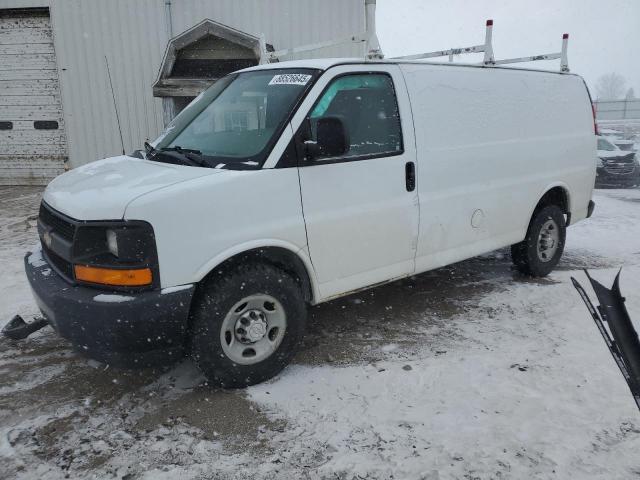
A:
531,185,571,224
510,185,571,277
537,185,570,212
511,204,566,277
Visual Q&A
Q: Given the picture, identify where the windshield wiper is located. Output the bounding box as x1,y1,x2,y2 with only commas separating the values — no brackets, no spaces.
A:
143,142,210,168
161,146,202,155
160,146,211,168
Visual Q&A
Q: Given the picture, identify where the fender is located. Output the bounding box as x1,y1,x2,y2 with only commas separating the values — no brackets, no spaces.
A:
193,239,321,303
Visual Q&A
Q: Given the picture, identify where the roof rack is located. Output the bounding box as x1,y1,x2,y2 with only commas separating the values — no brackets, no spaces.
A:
391,19,570,73
258,0,382,64
259,1,570,73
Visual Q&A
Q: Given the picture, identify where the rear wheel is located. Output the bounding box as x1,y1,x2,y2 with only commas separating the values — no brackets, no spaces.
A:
190,263,307,388
511,205,566,277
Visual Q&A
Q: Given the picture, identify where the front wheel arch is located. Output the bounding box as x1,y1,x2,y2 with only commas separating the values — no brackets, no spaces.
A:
190,262,308,388
195,246,316,304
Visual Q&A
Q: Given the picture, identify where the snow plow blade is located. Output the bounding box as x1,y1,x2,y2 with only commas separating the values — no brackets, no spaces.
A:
571,270,640,411
2,315,48,341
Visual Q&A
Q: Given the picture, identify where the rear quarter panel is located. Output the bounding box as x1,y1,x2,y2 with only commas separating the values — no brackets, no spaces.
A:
399,64,596,271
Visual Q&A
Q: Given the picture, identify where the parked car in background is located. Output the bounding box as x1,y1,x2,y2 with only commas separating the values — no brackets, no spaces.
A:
599,128,637,152
596,136,640,188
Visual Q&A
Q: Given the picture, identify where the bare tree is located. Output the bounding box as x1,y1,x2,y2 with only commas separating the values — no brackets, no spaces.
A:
625,87,636,100
595,73,627,100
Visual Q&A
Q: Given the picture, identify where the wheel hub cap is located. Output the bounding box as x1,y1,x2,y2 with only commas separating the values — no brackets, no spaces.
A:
537,219,560,262
236,310,268,343
220,294,287,365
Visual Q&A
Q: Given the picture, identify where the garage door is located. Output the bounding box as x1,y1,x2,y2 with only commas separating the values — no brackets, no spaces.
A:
0,9,67,185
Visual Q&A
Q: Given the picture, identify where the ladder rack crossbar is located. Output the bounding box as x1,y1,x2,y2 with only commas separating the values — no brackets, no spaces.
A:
491,52,562,66
391,44,485,61
267,33,367,61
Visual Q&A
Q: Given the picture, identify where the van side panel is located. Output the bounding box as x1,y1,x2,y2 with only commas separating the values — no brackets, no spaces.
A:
399,64,596,273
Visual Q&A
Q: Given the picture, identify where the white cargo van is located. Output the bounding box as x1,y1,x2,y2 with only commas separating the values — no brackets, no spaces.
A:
26,58,596,386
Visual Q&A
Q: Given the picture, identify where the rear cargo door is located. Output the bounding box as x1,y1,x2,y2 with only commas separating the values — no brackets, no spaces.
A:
294,65,419,300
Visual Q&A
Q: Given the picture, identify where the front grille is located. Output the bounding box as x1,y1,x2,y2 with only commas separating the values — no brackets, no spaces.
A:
42,245,74,280
38,202,77,281
39,203,76,241
604,162,636,175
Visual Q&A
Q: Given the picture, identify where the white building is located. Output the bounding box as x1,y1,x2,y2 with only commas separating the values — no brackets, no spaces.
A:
0,0,366,185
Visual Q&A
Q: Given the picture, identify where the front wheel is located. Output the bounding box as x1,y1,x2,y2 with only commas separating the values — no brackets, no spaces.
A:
511,205,566,277
190,263,307,388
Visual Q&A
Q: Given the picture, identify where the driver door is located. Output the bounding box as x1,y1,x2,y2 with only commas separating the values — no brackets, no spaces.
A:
294,65,419,300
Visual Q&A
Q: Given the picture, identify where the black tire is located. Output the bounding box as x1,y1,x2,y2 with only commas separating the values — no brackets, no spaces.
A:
190,263,307,388
511,205,566,277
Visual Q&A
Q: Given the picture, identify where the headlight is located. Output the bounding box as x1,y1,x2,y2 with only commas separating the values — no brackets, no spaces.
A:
106,229,118,257
597,158,605,168
72,221,158,288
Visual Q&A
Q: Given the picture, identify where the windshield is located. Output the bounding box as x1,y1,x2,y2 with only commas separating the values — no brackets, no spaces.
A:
152,68,319,169
597,138,616,151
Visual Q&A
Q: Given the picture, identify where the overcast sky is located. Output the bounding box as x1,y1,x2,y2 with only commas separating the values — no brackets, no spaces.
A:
376,0,640,95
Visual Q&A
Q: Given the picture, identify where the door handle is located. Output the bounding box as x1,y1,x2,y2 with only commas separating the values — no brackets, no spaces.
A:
405,161,416,192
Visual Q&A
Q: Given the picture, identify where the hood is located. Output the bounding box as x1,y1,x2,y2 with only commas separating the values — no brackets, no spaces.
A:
598,150,636,162
598,149,623,160
43,156,222,220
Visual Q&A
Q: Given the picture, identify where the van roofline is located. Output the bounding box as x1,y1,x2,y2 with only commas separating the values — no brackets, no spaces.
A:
238,57,583,78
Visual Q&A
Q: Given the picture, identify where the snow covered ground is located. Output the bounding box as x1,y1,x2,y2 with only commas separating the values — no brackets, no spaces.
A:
1,186,640,479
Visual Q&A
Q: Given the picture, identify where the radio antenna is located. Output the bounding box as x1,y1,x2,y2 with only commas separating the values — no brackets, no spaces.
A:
104,55,126,155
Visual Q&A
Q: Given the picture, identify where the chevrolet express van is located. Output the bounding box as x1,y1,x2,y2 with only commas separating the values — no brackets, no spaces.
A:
26,58,597,387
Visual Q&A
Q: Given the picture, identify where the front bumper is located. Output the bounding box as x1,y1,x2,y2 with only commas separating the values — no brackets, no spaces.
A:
25,250,195,367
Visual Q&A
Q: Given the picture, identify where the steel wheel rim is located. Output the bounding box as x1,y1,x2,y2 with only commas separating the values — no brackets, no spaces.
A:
537,219,560,262
220,294,287,365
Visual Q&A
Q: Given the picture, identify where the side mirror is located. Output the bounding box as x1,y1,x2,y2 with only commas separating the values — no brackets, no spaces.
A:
306,116,349,159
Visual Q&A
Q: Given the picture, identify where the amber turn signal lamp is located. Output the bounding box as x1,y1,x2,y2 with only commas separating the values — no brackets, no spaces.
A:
74,265,152,287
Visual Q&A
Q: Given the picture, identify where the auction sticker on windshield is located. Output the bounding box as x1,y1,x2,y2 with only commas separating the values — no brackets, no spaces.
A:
269,74,312,86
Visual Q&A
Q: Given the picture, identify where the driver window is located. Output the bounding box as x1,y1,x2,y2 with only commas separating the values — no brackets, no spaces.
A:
309,73,403,159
